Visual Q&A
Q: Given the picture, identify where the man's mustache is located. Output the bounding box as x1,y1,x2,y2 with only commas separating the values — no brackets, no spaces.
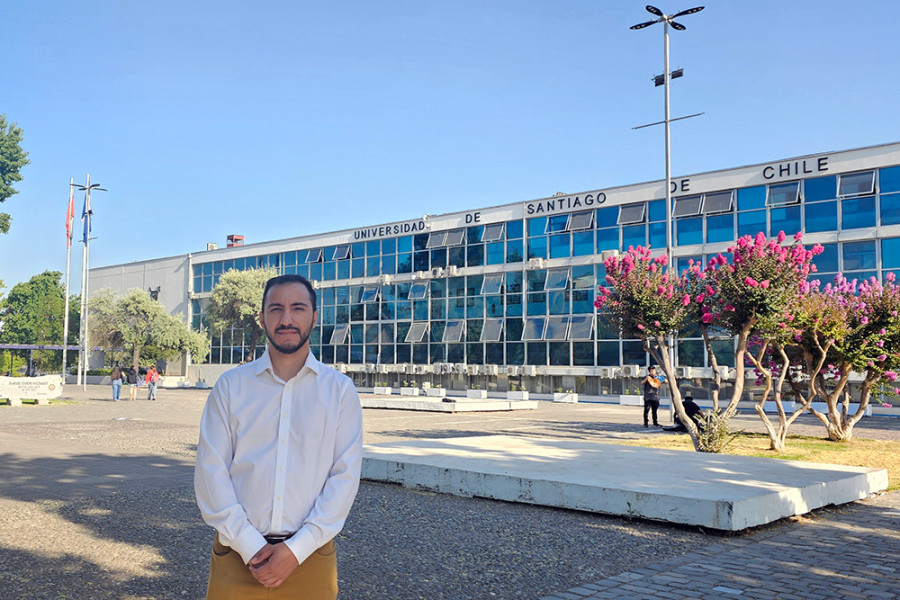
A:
275,326,301,333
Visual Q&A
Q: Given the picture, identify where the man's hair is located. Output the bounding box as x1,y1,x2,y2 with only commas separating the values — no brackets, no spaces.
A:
648,365,656,371
262,274,318,312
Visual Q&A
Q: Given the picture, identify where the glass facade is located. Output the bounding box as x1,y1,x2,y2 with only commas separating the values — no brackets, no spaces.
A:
186,152,900,392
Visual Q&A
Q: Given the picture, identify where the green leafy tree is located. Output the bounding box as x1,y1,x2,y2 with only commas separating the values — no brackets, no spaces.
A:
0,115,30,234
0,271,69,372
205,267,277,363
90,288,209,369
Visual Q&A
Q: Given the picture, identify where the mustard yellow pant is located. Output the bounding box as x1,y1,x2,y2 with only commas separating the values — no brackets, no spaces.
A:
205,534,338,600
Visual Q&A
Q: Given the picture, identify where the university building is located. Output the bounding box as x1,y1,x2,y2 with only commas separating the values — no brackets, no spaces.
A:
90,141,900,399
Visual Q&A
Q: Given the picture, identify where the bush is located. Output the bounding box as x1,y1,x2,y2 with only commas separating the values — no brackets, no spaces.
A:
696,410,740,453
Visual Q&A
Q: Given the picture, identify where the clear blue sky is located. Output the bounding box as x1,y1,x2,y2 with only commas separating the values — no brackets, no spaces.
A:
2,0,898,294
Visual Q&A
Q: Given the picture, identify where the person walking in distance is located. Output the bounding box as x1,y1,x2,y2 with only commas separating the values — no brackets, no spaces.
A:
195,274,363,599
126,365,139,401
145,365,160,401
642,365,662,428
110,363,124,402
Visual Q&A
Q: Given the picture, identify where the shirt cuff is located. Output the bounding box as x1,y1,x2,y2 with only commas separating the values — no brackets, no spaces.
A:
284,528,319,565
231,528,269,564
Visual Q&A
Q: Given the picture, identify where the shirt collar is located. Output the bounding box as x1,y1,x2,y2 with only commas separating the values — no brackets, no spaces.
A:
255,347,323,381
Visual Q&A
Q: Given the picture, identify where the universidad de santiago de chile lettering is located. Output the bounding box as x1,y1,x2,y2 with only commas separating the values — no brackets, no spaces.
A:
763,156,829,180
526,192,607,215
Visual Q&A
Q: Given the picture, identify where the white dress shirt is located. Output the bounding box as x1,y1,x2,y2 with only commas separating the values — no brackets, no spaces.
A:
194,349,363,565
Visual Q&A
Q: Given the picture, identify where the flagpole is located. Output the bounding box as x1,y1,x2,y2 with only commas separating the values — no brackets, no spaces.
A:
62,178,74,383
77,177,88,388
82,173,93,391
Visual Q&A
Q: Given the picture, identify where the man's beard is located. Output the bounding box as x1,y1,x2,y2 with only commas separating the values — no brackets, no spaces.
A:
265,325,312,355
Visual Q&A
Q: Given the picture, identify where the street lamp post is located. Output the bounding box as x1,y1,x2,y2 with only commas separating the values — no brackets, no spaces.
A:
75,174,106,391
631,5,704,401
630,4,704,273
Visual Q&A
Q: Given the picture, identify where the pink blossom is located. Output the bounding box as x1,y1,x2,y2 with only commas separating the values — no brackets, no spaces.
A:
701,313,713,324
794,231,803,242
682,295,690,306
637,324,644,330
879,354,887,362
759,280,770,289
745,277,758,287
777,231,786,243
654,320,661,327
886,371,898,382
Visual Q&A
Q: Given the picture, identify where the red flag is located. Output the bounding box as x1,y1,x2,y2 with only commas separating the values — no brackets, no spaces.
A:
65,190,75,248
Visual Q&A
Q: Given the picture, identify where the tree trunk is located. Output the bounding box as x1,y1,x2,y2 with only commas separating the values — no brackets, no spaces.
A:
132,346,141,371
646,335,701,451
700,325,722,412
723,326,752,420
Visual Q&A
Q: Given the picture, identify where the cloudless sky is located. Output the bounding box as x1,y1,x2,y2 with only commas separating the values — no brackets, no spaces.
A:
2,0,899,294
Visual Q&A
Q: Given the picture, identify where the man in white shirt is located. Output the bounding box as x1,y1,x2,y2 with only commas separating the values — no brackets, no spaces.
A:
195,274,363,599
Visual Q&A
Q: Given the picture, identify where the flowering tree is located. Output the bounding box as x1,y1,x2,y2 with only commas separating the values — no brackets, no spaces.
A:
790,274,900,441
594,246,703,449
694,232,821,439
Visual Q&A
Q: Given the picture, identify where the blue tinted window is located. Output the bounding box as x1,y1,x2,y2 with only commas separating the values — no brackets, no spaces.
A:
366,240,380,256
549,233,570,258
528,236,547,259
506,239,524,262
597,228,618,251
528,217,547,237
622,224,645,250
648,221,666,249
769,206,801,238
648,199,666,222
382,237,396,254
737,210,766,238
706,214,734,243
507,220,524,239
881,193,900,226
805,175,836,202
882,238,900,269
841,196,876,230
596,207,618,228
486,241,505,264
843,240,876,271
397,236,412,253
572,231,594,256
806,201,837,233
880,166,900,193
676,217,703,246
737,186,766,211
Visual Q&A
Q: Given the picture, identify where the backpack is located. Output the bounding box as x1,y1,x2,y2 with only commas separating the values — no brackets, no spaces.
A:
150,370,159,383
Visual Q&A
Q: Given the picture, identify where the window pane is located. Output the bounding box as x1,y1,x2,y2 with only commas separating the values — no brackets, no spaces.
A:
597,228,618,251
881,192,900,226
523,317,547,340
841,196,876,230
768,182,801,206
506,239,524,262
805,201,837,233
805,175,836,202
706,214,734,243
676,217,703,246
673,195,702,217
405,322,429,343
737,210,766,238
481,274,504,295
737,185,766,211
569,211,594,231
527,236,547,259
544,316,569,340
333,245,350,260
596,206,619,228
528,217,547,237
702,191,734,214
843,240,876,271
426,232,446,248
546,215,569,233
881,166,900,193
308,248,323,262
545,269,570,290
330,324,349,345
618,203,646,224
481,318,504,342
769,206,801,237
568,315,594,340
445,229,466,246
548,233,570,258
648,199,666,222
882,238,900,270
572,231,594,256
482,223,505,242
443,320,465,342
838,171,875,197
408,282,428,300
622,224,646,249
361,286,380,303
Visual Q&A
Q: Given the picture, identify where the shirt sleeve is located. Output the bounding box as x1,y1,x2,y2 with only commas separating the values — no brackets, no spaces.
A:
194,377,268,564
285,376,363,564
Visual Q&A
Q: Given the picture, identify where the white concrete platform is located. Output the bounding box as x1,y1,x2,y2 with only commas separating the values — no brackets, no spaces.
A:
361,396,539,412
362,435,888,531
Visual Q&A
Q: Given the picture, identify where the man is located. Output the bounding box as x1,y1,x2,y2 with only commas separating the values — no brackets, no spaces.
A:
642,365,662,428
663,395,705,433
195,274,363,599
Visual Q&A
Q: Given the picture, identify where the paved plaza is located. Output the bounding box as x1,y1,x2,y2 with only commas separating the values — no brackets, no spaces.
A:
0,385,898,599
